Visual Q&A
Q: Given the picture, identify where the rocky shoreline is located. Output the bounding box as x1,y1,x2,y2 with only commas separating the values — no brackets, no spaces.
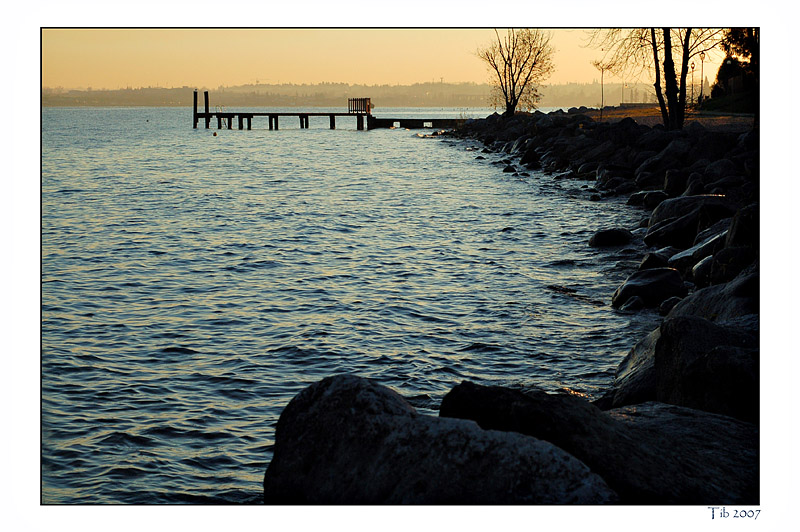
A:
262,109,759,504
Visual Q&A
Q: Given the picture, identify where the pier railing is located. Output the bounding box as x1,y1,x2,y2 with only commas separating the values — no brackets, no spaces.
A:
348,98,371,114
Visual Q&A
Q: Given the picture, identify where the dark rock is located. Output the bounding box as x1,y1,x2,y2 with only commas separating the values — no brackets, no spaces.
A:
581,139,617,163
643,210,702,249
645,199,736,249
597,327,660,409
682,179,705,196
503,164,516,173
655,316,759,422
668,267,758,322
694,217,732,245
704,158,739,180
691,255,715,287
596,163,633,184
634,171,664,191
510,135,532,153
638,252,669,270
643,191,669,210
706,175,746,195
709,246,758,285
667,230,728,275
726,203,759,249
626,191,647,206
635,128,674,153
649,195,734,228
589,227,634,247
620,296,645,311
653,246,681,258
598,175,627,191
264,375,616,504
520,147,541,166
658,296,682,315
441,381,758,504
688,133,738,164
663,169,689,197
611,180,638,196
611,267,687,309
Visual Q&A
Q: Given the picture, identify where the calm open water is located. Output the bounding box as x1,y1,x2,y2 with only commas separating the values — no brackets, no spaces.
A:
42,106,659,503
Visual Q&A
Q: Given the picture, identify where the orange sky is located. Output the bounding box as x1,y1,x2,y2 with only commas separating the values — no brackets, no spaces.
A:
43,28,702,90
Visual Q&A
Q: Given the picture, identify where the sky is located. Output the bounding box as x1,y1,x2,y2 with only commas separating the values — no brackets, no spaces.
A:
42,28,614,89
41,28,726,90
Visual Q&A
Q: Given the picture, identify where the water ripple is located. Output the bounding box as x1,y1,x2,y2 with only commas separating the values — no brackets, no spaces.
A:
42,107,660,503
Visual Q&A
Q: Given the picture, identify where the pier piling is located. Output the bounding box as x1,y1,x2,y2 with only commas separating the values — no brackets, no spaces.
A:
193,90,198,128
204,91,210,129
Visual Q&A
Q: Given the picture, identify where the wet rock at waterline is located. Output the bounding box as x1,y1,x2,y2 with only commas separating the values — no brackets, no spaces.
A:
440,381,758,504
263,375,617,504
588,227,634,248
611,267,687,309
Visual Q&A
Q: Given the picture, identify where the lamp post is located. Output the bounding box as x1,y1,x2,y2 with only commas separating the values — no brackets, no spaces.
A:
592,59,607,120
699,52,705,102
691,61,695,105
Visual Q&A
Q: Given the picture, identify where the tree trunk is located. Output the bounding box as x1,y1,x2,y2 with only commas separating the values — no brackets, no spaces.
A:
676,29,693,129
504,101,516,117
662,28,680,130
651,28,669,128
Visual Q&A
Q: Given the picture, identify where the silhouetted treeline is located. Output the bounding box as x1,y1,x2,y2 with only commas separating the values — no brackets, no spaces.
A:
42,81,658,108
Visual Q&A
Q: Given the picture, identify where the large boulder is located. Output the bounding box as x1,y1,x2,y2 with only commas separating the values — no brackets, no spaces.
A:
603,266,759,411
708,246,758,285
663,169,689,197
635,138,691,178
611,267,687,309
440,382,759,504
725,203,759,249
644,199,735,249
648,195,734,228
263,374,616,504
667,230,728,276
655,316,759,422
594,327,660,409
668,266,759,322
704,158,739,180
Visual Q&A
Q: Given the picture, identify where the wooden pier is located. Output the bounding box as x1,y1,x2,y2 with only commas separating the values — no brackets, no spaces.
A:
192,90,464,131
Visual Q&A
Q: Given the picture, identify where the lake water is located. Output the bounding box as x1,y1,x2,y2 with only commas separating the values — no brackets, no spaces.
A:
41,106,659,503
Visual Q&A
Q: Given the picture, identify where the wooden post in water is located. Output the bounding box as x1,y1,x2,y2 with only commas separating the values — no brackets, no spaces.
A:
238,115,243,130
329,115,335,129
193,90,198,128
247,116,252,130
204,91,210,128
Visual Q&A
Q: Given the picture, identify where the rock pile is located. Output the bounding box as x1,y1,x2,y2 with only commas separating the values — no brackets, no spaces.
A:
455,109,759,425
263,110,759,504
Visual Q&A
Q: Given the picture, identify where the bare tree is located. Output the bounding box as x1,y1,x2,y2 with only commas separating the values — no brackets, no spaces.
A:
478,29,555,116
586,28,724,130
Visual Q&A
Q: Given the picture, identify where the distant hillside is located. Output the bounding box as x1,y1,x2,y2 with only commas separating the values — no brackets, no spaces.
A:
42,81,655,109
